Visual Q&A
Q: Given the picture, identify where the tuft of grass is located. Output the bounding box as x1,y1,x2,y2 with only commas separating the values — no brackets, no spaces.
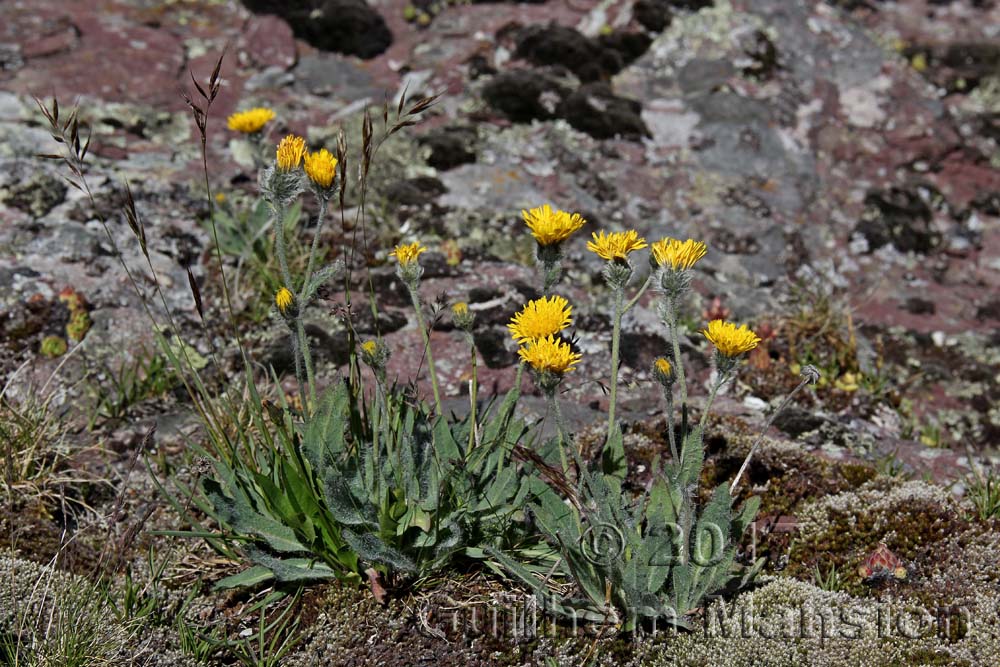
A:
1,359,99,510
965,461,1000,520
84,344,178,428
811,562,843,592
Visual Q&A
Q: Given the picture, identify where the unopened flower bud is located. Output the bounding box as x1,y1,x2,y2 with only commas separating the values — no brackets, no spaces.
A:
452,301,475,332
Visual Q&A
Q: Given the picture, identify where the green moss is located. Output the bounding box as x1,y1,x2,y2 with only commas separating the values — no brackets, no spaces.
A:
66,310,92,342
39,335,67,358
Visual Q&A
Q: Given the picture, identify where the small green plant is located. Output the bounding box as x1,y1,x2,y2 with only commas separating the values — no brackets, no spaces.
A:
812,562,843,591
85,344,178,427
209,197,317,322
1,362,96,508
965,461,1000,520
874,449,908,478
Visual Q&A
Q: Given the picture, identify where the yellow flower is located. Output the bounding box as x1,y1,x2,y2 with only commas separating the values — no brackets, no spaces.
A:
452,302,469,317
652,356,674,386
389,241,427,267
655,357,672,376
508,295,572,343
303,148,338,189
275,287,295,315
651,238,708,270
227,107,275,134
361,340,377,356
702,319,761,358
522,204,586,246
586,230,648,261
276,135,306,171
518,335,581,374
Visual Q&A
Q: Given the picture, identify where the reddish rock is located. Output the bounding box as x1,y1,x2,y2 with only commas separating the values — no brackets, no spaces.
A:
241,15,297,70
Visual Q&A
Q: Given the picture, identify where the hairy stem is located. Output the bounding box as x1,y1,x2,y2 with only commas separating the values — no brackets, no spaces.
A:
272,201,293,289
665,389,678,462
468,336,478,450
699,370,729,431
607,288,625,444
623,273,652,314
295,319,317,411
666,296,689,414
301,196,328,297
409,286,443,417
550,392,569,475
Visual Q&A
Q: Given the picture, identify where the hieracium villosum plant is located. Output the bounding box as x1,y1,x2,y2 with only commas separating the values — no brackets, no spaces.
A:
36,54,817,632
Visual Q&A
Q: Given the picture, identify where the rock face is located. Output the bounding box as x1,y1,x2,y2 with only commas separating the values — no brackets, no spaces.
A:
240,0,392,59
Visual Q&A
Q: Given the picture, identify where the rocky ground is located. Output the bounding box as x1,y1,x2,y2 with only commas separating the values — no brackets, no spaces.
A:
1,0,999,665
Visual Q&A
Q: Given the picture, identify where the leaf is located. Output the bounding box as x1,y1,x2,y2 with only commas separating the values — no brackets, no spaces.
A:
204,479,306,554
213,565,273,590
322,469,370,526
244,546,339,583
344,530,418,574
732,496,760,538
302,382,350,470
601,424,626,481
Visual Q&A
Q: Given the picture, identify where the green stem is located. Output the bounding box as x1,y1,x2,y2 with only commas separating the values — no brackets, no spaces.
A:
699,371,728,431
409,286,443,417
514,362,524,394
666,296,689,412
295,319,317,411
289,325,306,409
607,288,624,444
468,336,478,451
550,392,569,475
623,274,652,314
665,389,678,462
300,196,328,298
273,201,293,289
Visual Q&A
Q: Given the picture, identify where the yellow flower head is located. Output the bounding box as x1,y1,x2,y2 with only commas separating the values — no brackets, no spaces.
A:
508,295,572,343
303,148,338,189
587,230,648,261
702,320,761,358
522,204,586,246
389,241,427,267
276,135,306,171
518,335,581,374
361,340,377,356
452,302,469,317
275,287,295,315
654,357,672,376
651,238,708,271
227,107,275,134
